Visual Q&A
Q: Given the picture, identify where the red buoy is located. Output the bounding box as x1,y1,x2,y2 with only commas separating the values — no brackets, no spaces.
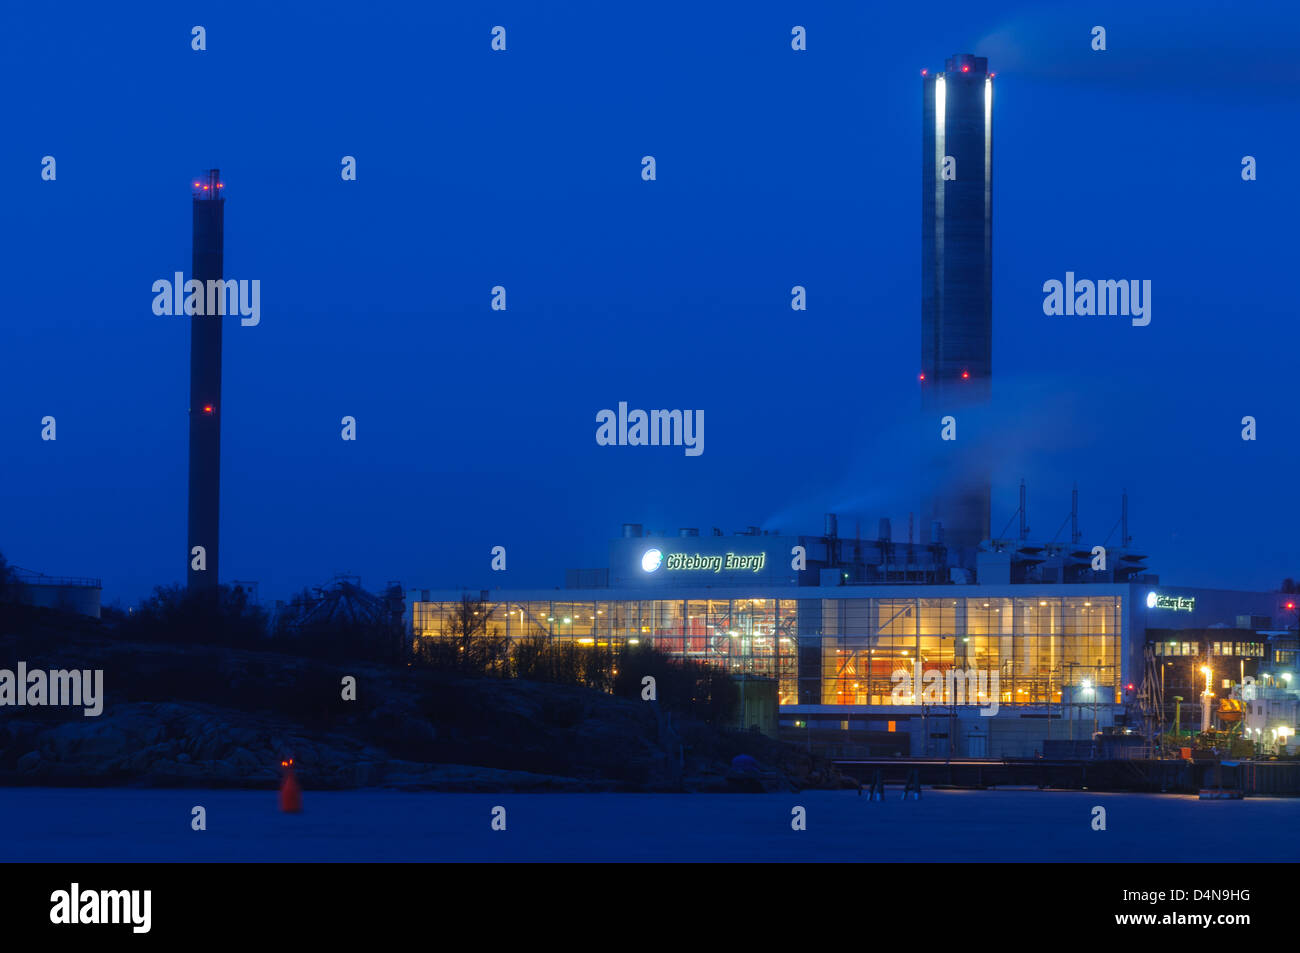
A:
279,758,302,813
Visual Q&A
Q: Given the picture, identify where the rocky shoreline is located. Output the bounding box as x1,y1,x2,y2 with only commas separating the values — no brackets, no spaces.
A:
0,614,848,793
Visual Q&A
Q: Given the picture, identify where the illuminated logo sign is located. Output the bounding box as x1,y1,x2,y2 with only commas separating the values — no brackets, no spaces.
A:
1147,591,1194,612
662,552,767,573
641,549,663,573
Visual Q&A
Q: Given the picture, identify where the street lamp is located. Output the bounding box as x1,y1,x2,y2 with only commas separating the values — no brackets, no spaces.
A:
1081,678,1098,738
1200,666,1213,734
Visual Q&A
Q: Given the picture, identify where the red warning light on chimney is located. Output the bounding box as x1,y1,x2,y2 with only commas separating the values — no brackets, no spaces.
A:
202,404,214,415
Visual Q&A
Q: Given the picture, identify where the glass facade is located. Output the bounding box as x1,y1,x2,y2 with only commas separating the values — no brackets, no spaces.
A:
413,593,1124,708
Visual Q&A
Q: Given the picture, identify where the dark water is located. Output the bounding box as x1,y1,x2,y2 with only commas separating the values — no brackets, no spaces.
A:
1,787,1294,862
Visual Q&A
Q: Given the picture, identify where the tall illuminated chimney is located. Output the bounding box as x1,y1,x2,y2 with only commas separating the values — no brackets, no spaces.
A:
921,55,992,555
187,169,225,593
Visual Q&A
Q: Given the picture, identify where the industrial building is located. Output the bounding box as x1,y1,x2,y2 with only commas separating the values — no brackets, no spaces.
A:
407,55,1297,757
408,518,1294,757
1,567,102,619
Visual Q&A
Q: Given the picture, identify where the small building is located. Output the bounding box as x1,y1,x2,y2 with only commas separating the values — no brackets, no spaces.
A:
6,568,102,619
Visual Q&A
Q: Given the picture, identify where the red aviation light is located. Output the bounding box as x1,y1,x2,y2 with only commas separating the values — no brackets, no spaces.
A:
1287,602,1296,611
202,404,214,414
961,370,970,379
919,373,926,381
921,69,927,76
961,64,970,72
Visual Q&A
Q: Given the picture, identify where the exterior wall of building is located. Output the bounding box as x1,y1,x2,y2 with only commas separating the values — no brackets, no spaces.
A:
612,531,955,588
608,535,801,589
16,583,101,619
1128,585,1288,702
1241,684,1298,753
411,585,1128,720
411,572,1286,761
776,706,1117,759
1134,586,1286,631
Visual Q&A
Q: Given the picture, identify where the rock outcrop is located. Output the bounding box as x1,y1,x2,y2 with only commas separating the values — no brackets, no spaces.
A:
0,608,846,791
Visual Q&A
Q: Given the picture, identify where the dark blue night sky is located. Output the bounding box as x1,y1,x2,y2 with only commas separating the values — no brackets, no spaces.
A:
2,1,1298,606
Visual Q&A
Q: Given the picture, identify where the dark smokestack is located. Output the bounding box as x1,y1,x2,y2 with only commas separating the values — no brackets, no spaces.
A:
920,54,993,553
187,169,225,593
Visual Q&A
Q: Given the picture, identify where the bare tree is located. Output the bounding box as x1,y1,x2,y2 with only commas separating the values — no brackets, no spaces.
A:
433,594,509,674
